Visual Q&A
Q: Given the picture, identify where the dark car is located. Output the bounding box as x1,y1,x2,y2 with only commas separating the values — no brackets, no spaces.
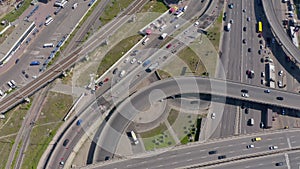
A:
248,48,252,52
218,155,226,159
208,150,217,155
259,40,263,44
276,96,284,100
275,162,284,166
258,50,262,55
104,77,109,82
63,139,69,146
98,81,103,86
241,89,248,93
243,27,246,31
105,156,110,161
228,3,234,9
15,59,19,64
243,39,246,44
166,44,172,49
112,68,118,74
245,108,249,114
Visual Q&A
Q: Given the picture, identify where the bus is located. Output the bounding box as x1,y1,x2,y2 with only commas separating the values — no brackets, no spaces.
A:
258,21,262,33
45,17,53,26
43,43,54,48
130,131,139,145
142,37,149,45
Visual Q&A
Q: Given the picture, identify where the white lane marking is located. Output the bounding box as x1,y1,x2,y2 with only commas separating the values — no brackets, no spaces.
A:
172,162,178,165
201,156,207,159
291,141,297,144
285,153,291,169
157,157,163,160
287,137,291,148
290,135,296,138
185,152,191,155
228,144,233,147
187,159,193,162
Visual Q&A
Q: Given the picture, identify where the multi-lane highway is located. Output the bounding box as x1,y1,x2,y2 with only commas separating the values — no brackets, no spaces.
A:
82,129,300,169
93,76,300,162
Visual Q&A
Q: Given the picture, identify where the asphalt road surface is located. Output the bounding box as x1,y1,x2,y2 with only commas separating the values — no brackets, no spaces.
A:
262,0,300,64
93,76,300,161
82,129,300,169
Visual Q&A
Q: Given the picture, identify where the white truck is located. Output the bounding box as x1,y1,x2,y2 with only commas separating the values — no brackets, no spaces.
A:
130,131,139,145
160,33,168,39
147,62,159,72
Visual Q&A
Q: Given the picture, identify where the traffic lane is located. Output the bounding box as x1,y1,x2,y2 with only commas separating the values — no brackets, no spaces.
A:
288,151,300,169
219,105,236,138
286,132,300,147
209,153,285,169
49,105,103,168
93,130,300,169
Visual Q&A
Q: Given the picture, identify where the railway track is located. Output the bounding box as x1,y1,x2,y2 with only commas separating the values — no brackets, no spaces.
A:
0,0,148,114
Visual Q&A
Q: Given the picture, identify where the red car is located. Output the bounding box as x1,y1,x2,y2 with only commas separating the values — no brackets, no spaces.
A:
104,78,109,82
166,44,172,49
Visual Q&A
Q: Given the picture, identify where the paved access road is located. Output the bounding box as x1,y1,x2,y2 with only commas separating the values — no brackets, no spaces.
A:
262,0,300,64
92,76,300,162
82,129,300,169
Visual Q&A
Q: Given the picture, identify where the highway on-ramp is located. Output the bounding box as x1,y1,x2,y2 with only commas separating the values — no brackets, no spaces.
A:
93,76,300,162
262,0,300,64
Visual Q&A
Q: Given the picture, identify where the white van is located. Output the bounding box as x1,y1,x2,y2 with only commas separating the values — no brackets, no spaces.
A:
249,118,254,126
72,3,78,9
43,43,54,48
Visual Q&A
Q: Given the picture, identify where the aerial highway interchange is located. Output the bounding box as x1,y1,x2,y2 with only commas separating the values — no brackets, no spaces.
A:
0,0,299,169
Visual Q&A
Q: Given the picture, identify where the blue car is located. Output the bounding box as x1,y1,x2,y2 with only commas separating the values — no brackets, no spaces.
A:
30,61,40,66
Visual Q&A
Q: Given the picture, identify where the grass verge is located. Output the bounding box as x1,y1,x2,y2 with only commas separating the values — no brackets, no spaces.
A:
0,0,31,32
167,109,179,126
96,34,142,75
0,135,15,169
99,0,135,26
180,116,202,144
206,11,223,50
177,47,206,76
21,92,73,169
156,69,172,79
140,123,175,151
141,0,168,13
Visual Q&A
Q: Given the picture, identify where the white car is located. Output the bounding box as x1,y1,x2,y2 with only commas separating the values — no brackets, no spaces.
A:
278,70,283,76
229,19,234,24
247,144,254,149
137,60,142,64
261,72,265,77
124,57,129,63
247,17,250,21
269,145,278,150
242,93,249,98
211,113,216,119
194,21,199,26
131,58,137,64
